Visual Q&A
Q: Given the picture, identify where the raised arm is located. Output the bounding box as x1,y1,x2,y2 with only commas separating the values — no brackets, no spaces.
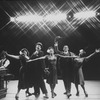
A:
54,42,63,54
85,52,96,60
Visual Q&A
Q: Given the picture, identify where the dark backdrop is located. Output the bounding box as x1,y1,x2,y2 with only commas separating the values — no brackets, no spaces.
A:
0,0,100,80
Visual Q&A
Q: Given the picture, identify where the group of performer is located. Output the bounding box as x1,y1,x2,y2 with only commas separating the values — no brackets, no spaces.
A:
1,36,100,99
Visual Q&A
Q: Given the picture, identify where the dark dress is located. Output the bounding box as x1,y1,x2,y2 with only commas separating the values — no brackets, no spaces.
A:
46,55,58,85
73,57,85,85
18,54,29,89
73,52,97,85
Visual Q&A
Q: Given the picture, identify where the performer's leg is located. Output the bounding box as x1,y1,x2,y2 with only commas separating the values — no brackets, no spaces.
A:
33,83,40,97
81,84,88,97
63,78,67,94
75,84,79,96
25,88,32,97
64,79,72,98
15,87,21,99
50,84,56,98
40,79,48,98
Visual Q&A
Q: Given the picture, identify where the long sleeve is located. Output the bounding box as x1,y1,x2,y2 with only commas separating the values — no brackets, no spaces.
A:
85,52,96,61
39,51,46,70
54,44,63,55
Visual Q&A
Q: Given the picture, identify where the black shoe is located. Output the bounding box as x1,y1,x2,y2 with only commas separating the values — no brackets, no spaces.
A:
25,91,32,97
15,95,19,100
54,92,57,96
33,93,40,97
85,93,88,97
63,92,67,94
67,94,72,98
76,91,79,96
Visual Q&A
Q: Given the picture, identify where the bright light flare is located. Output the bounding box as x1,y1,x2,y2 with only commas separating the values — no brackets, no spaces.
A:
15,14,43,23
74,11,96,19
11,13,67,24
45,13,66,23
10,17,15,22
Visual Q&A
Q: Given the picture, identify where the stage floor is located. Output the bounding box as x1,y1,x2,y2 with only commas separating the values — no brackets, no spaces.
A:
1,80,100,100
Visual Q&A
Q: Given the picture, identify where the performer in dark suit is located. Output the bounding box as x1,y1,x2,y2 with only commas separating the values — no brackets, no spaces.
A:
30,42,48,98
6,48,30,99
54,41,75,98
73,49,100,97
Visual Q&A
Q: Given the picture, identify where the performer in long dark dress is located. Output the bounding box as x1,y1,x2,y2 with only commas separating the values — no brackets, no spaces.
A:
46,47,58,98
6,48,30,99
54,41,75,98
73,49,99,97
29,42,48,98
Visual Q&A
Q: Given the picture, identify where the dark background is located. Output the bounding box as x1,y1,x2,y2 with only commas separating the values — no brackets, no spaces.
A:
0,0,100,80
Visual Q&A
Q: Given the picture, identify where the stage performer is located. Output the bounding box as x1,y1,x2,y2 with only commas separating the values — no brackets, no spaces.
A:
5,48,30,99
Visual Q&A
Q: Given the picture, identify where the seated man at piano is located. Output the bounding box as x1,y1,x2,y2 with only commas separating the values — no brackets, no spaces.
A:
0,51,10,69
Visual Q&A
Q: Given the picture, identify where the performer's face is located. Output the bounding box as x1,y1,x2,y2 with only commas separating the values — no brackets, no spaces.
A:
36,45,41,51
20,50,27,55
23,51,27,55
49,48,54,54
63,45,69,52
79,49,84,55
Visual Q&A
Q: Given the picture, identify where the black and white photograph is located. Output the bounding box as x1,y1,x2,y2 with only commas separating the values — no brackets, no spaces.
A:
0,0,100,100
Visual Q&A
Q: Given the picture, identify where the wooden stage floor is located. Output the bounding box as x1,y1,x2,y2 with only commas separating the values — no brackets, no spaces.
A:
1,80,100,100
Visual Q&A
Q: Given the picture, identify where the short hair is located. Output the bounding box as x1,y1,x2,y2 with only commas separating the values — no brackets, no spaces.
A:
36,42,43,48
20,48,29,56
47,47,54,53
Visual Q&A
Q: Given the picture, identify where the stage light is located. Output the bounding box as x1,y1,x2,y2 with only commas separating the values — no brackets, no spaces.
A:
45,13,66,23
15,14,43,23
67,11,74,21
10,17,15,22
74,11,96,19
96,12,100,16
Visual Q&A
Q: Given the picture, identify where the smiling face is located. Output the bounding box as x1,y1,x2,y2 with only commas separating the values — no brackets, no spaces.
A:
19,49,28,56
36,44,41,51
47,47,54,54
63,45,69,52
79,49,84,55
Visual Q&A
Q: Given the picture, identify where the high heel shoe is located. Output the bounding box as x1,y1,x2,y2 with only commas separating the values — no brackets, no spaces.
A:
85,92,88,97
76,91,79,96
54,92,57,96
51,92,56,98
44,93,49,99
25,91,32,97
15,95,19,100
67,93,72,98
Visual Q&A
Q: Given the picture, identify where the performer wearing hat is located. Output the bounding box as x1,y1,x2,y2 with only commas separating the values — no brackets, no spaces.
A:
30,42,48,98
54,40,75,98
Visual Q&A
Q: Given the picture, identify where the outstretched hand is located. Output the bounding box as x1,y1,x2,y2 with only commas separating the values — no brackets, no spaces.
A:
95,49,100,53
54,41,58,46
